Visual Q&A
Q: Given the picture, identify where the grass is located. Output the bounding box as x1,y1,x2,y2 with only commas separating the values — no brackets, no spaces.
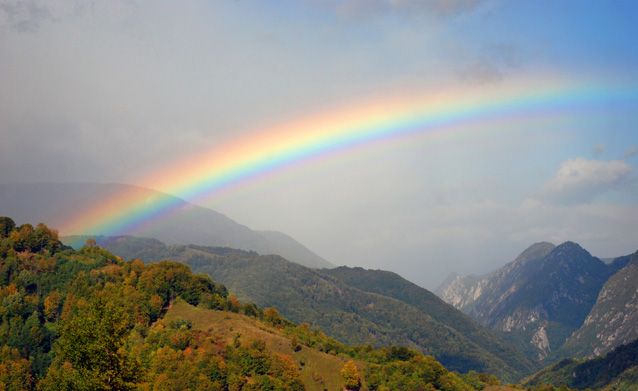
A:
164,299,357,391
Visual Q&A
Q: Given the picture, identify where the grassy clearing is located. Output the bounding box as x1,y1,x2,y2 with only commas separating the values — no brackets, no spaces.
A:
165,299,355,391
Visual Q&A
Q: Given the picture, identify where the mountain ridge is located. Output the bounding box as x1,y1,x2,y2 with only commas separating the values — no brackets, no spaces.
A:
79,234,537,380
560,251,638,358
437,241,627,362
0,182,332,269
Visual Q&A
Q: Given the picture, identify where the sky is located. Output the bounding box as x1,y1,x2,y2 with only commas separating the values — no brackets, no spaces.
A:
1,0,638,288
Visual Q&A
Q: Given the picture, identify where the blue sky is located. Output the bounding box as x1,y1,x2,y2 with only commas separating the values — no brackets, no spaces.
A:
1,0,637,287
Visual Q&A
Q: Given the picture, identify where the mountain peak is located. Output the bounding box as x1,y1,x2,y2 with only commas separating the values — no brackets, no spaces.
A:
551,241,592,259
512,241,556,266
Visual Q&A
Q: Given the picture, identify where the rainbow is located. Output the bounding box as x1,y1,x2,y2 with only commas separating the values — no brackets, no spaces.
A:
61,75,637,240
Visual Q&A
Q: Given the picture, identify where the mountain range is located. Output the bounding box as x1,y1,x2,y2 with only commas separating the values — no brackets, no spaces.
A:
0,182,331,269
437,241,638,363
3,181,638,387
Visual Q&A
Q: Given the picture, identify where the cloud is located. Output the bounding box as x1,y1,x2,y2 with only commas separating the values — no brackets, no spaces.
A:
0,0,135,33
457,43,521,84
592,144,605,157
0,0,51,32
541,158,633,203
329,0,486,19
625,145,638,159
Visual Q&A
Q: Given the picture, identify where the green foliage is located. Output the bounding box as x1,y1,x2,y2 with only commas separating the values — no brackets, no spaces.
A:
0,218,537,391
97,239,530,380
0,217,16,238
526,339,638,390
0,219,269,389
51,292,138,389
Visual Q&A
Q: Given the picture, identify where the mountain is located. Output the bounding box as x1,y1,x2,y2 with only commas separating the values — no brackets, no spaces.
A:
437,242,622,361
436,242,556,312
321,266,534,375
0,182,332,268
85,235,537,380
524,338,638,390
0,217,495,391
561,251,638,358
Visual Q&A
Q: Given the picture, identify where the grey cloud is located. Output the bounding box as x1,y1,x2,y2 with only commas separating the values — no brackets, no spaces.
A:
625,145,638,159
0,0,51,32
592,144,605,157
0,0,138,33
457,43,522,84
540,158,633,204
458,58,504,83
329,0,486,19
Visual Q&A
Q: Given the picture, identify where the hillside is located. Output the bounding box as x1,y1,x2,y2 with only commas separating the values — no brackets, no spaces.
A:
86,235,536,380
437,242,625,361
0,182,332,268
322,266,536,376
560,251,638,358
524,339,638,390
0,216,505,390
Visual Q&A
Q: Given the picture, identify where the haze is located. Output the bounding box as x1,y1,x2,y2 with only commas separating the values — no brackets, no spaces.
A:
1,0,637,288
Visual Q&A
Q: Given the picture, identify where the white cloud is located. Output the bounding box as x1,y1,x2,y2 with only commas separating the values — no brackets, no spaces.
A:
541,158,633,203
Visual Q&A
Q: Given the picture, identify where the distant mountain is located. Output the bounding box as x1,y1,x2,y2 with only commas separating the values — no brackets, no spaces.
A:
561,251,638,358
0,182,332,268
524,339,638,390
436,242,556,312
437,242,624,361
87,235,536,380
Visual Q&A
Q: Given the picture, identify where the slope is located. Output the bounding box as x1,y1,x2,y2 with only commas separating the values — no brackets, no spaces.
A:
322,266,536,375
163,299,352,391
0,182,331,268
87,235,536,380
524,339,638,390
0,216,498,391
561,251,638,358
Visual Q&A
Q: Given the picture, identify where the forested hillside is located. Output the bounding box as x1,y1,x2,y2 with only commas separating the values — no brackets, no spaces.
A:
78,235,536,380
525,339,638,390
0,216,509,390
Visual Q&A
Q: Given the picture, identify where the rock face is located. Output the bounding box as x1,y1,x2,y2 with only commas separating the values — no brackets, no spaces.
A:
562,252,638,358
437,242,617,361
437,242,556,312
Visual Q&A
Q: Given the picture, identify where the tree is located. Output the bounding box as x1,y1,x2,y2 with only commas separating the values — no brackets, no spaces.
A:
0,217,15,238
52,293,138,389
341,360,361,391
44,291,62,321
0,346,33,390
